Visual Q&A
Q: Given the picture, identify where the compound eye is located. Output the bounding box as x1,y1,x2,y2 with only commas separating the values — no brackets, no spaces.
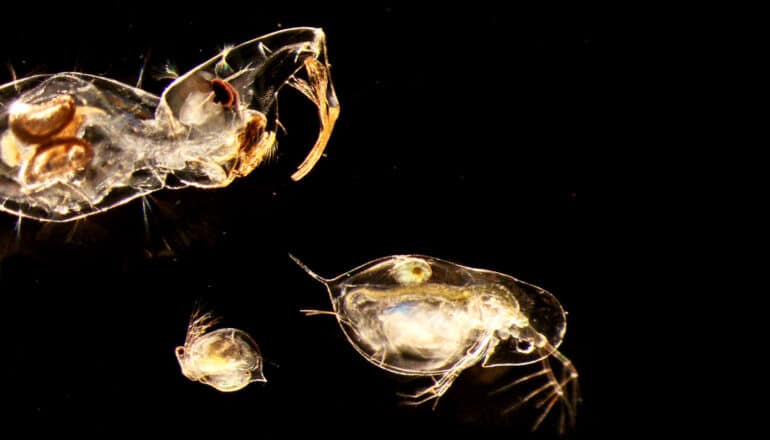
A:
516,339,535,354
210,78,239,107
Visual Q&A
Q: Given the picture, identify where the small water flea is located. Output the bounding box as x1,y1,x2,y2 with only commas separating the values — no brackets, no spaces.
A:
175,307,266,392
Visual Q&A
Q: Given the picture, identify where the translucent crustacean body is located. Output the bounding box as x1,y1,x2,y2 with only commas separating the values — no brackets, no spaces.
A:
175,307,266,392
291,254,580,432
0,27,339,222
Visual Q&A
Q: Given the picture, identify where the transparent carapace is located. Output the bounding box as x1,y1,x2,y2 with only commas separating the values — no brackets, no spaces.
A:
0,27,339,222
291,254,580,432
175,306,266,392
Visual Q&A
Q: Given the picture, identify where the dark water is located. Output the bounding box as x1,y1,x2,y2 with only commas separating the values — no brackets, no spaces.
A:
0,3,652,438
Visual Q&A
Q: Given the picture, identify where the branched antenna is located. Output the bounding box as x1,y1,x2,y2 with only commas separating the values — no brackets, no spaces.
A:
185,304,221,347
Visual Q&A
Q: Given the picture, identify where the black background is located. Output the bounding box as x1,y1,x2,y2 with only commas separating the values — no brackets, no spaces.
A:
0,2,673,438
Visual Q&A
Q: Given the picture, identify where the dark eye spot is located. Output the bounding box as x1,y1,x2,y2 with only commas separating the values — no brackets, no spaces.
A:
412,267,423,276
516,340,533,353
210,78,239,107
